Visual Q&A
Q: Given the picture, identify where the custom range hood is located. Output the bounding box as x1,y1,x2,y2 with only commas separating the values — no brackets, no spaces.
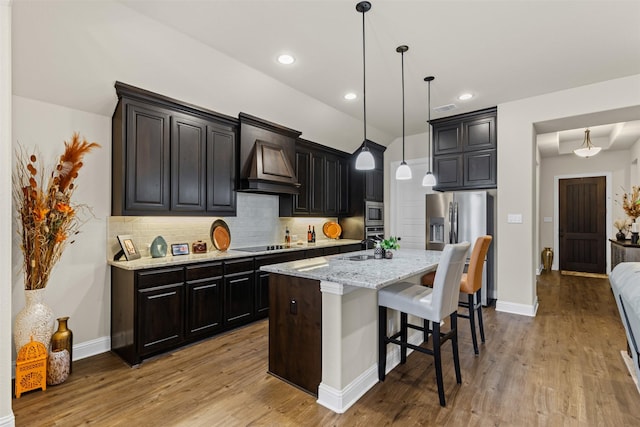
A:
238,113,302,195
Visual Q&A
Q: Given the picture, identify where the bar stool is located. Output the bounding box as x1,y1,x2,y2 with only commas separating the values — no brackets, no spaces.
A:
421,235,492,355
378,242,470,407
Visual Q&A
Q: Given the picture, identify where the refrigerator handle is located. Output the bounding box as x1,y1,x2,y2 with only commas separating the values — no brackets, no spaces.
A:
453,202,458,243
448,202,453,244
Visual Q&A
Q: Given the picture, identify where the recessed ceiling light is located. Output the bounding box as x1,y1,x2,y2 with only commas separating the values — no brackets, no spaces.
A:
344,92,357,100
277,54,295,65
458,93,473,101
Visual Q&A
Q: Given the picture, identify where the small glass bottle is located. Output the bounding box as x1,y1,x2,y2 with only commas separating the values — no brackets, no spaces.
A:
308,226,312,243
285,227,291,248
312,226,316,243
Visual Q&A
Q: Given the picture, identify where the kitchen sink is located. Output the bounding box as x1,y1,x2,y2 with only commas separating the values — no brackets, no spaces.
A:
345,254,374,261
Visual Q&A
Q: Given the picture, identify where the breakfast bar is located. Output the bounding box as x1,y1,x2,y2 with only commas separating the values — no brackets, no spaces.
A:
261,248,442,413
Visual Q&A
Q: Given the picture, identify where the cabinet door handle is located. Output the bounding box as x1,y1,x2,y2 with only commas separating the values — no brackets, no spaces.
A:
149,291,177,299
194,283,217,291
229,277,248,285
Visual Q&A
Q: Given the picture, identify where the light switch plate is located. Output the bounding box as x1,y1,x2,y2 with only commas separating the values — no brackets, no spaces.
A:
507,213,523,224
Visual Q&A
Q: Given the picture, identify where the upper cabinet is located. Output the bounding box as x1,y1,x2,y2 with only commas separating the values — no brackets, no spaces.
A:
432,107,497,191
112,82,237,216
280,139,350,217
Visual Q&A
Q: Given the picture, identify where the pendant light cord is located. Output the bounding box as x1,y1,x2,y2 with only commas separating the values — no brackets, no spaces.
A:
401,49,405,162
427,78,432,173
362,9,367,147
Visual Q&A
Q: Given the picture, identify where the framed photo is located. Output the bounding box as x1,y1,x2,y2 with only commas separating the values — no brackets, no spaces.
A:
117,235,141,261
171,243,190,256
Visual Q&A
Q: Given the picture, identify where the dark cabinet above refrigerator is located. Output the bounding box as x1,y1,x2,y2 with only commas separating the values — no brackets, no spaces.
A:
431,107,497,192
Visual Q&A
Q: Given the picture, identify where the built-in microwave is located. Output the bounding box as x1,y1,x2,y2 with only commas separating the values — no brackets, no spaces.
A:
365,201,384,226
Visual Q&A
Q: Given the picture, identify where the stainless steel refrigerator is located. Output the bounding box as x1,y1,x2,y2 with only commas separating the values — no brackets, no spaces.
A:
426,190,495,305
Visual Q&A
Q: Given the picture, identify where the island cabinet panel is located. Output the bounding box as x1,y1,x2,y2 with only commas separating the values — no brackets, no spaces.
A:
254,252,305,319
185,262,223,340
112,82,238,216
223,259,255,326
136,267,185,358
268,273,322,396
431,107,497,191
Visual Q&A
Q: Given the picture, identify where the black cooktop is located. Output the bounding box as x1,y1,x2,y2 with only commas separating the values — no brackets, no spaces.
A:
234,245,295,252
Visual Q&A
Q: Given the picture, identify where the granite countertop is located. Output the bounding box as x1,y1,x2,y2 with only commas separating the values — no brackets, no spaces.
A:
108,239,363,271
260,248,442,290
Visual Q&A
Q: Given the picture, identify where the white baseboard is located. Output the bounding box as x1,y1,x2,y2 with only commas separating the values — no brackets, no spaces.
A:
0,414,15,427
317,329,423,413
495,298,539,317
11,335,110,379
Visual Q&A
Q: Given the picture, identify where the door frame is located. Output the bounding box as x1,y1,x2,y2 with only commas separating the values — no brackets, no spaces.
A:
553,172,612,273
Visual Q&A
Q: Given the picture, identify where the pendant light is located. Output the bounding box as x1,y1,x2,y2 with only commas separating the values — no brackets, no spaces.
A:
573,128,601,158
354,1,375,170
422,76,437,187
395,45,412,180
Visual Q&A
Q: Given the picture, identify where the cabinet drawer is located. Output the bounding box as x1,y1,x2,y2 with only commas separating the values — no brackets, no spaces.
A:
185,262,223,281
224,258,255,275
306,248,324,258
136,267,184,289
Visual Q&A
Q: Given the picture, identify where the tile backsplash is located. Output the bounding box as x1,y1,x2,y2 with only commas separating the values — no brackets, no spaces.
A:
108,193,338,258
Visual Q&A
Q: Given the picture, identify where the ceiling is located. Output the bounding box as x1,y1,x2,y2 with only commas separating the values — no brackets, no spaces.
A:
118,0,640,151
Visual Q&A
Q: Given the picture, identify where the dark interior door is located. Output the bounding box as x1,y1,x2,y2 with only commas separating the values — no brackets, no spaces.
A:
559,176,606,273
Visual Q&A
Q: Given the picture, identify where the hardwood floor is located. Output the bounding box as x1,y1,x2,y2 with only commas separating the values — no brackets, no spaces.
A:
12,272,640,426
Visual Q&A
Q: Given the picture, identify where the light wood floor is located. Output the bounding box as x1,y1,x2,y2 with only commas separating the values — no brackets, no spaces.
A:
12,272,640,426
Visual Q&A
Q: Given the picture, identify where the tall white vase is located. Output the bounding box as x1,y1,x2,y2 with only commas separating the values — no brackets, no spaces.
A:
13,288,55,353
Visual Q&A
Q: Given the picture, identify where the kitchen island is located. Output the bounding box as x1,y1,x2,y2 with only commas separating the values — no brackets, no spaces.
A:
261,248,442,413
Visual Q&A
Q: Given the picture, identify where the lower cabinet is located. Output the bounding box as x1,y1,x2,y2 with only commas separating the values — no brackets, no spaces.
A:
185,262,223,340
111,243,363,365
223,258,255,327
268,273,322,395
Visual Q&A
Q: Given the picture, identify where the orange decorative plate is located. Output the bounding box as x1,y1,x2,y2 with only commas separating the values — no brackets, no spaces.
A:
210,220,231,251
323,221,342,239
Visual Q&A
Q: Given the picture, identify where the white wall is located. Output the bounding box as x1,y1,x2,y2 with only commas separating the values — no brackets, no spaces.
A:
496,74,640,315
1,1,15,425
11,96,111,358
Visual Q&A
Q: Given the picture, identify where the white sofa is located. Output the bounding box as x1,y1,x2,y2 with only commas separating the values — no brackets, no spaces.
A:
610,262,640,382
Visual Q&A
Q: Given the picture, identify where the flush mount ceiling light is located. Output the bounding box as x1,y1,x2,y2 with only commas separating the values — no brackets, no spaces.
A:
395,45,411,180
573,128,602,158
422,76,437,187
277,54,295,65
344,92,357,100
458,93,473,101
354,1,375,171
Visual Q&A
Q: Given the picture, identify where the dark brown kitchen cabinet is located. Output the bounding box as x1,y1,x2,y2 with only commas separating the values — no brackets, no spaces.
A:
285,139,350,217
118,102,172,213
171,114,207,212
269,273,322,395
207,124,236,214
185,262,223,340
136,267,185,360
223,259,255,327
112,82,237,216
432,107,497,191
254,251,305,319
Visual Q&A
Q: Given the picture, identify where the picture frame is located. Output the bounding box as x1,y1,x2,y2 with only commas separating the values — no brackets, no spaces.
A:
116,235,141,261
171,243,190,256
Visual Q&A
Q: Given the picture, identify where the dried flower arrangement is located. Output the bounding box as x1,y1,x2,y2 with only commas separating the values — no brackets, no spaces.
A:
621,186,640,220
13,133,100,290
614,218,631,232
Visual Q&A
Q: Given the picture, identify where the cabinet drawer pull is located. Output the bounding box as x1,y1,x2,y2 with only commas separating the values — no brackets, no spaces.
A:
229,277,248,285
194,283,217,291
148,291,177,299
